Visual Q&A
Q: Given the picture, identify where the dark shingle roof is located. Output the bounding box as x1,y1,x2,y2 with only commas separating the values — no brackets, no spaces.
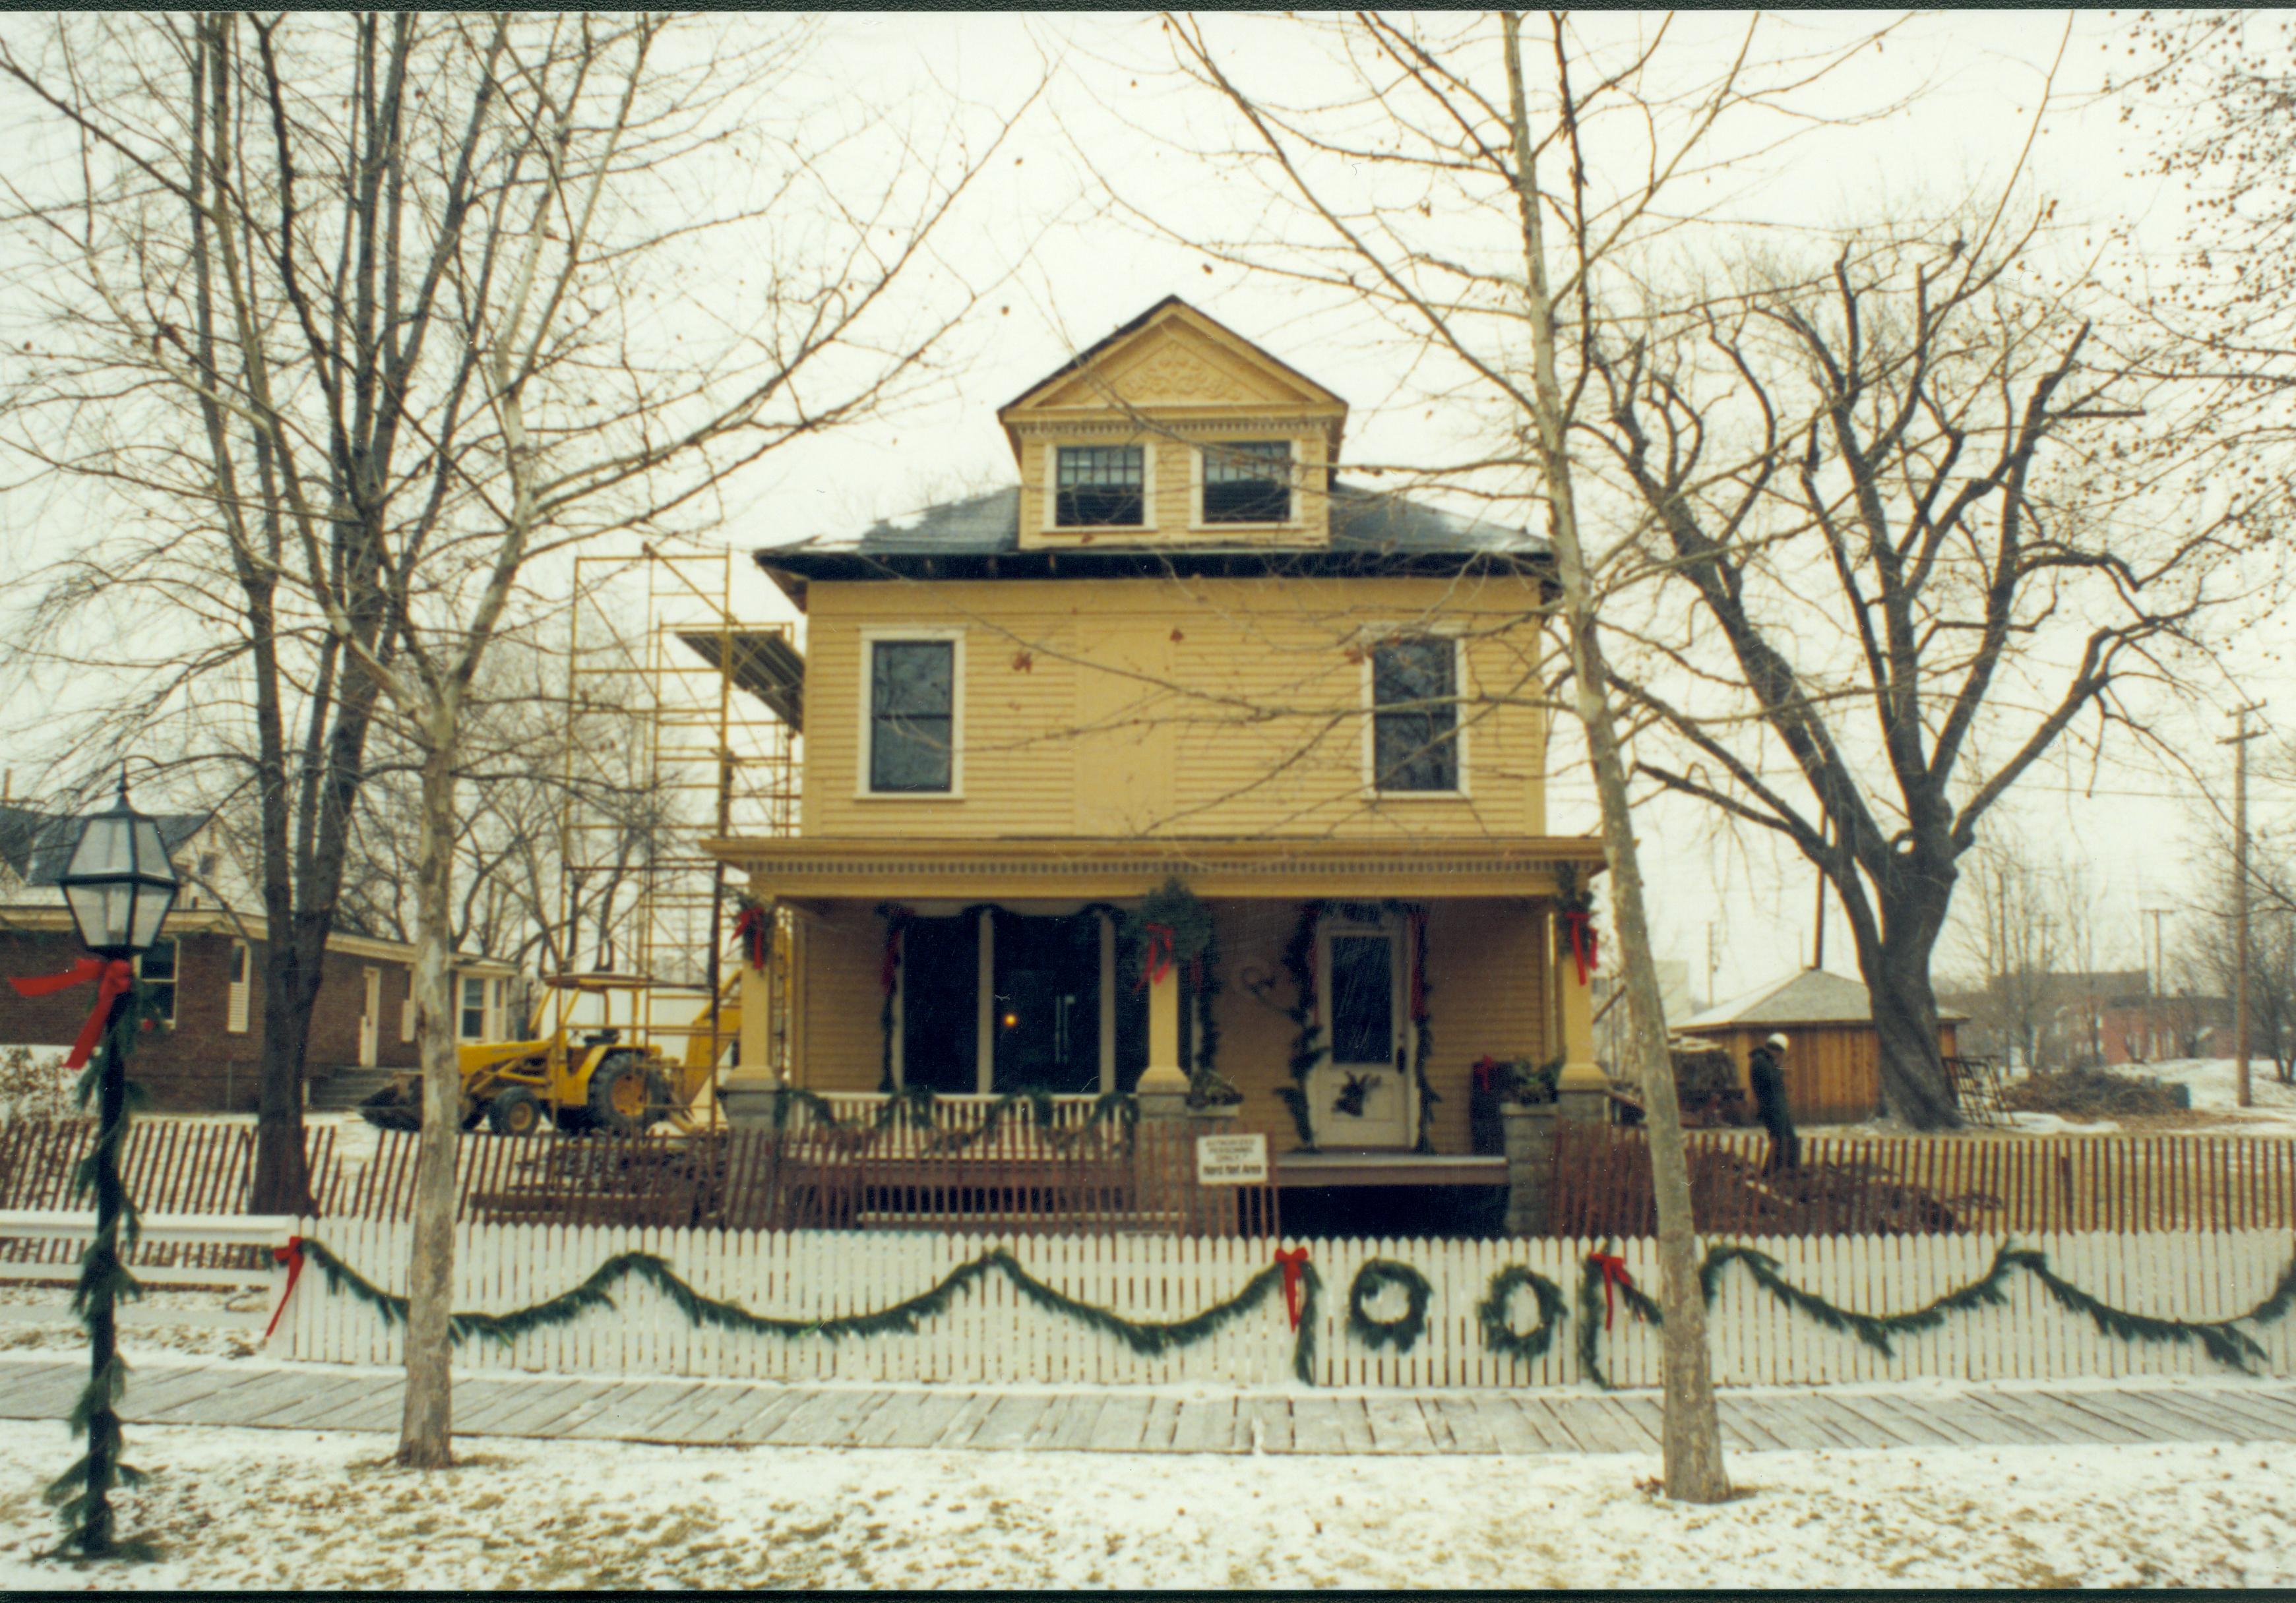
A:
0,804,208,886
766,477,1543,576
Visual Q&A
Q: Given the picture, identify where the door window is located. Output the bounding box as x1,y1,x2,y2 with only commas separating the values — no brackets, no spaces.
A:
1326,932,1394,1066
992,912,1102,1095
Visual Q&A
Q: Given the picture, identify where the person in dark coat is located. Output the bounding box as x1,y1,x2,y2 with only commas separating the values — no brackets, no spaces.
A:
1748,1032,1801,1174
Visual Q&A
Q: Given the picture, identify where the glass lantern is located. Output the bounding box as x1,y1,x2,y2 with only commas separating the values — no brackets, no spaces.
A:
57,780,179,959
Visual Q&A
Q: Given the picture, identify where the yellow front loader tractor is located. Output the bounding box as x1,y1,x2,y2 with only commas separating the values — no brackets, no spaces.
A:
358,974,740,1137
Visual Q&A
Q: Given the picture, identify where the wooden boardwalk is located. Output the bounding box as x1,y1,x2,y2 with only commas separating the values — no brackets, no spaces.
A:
5,1354,2295,1455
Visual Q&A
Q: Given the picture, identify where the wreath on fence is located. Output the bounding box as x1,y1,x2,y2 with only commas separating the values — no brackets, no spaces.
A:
1346,1259,1435,1354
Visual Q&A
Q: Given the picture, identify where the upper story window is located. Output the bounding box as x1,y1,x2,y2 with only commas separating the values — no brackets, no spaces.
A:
1202,440,1291,524
460,975,489,1041
1371,636,1462,794
1055,445,1144,527
867,637,958,795
137,936,178,1025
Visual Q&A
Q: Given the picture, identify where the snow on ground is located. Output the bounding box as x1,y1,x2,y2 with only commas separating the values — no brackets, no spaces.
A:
0,1418,2289,1588
0,1286,263,1362
2143,1057,2296,1131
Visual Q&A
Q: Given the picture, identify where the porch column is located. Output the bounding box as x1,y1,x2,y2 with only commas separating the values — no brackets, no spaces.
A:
721,893,783,1128
1555,908,1607,1124
1136,959,1189,1112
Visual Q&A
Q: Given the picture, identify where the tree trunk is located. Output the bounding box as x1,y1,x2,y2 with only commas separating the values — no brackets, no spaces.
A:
396,719,460,1468
1867,940,1962,1129
1501,10,1727,1503
249,945,317,1214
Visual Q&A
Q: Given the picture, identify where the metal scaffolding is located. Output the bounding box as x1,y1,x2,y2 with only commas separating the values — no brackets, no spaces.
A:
556,547,799,1105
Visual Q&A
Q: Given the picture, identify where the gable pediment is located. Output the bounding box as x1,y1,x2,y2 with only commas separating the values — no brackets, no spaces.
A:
1001,298,1346,433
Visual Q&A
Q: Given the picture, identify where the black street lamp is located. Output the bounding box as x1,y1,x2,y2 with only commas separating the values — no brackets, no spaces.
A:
40,775,176,1559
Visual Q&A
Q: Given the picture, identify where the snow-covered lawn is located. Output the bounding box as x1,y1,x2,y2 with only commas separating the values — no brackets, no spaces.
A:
0,1419,2288,1588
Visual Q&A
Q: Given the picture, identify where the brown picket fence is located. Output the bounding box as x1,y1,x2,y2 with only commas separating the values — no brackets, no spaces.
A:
1549,1122,2296,1238
0,1117,342,1274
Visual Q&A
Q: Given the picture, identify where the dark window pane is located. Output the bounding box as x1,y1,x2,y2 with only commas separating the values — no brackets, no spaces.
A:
871,640,954,792
1055,446,1144,526
139,938,177,983
1202,440,1290,524
1372,638,1460,792
900,915,979,1093
1328,934,1394,1064
991,911,1102,1095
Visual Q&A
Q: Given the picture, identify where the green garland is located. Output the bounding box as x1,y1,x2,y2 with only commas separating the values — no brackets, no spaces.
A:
1275,902,1324,1147
1346,1259,1433,1354
1476,1265,1570,1364
47,979,166,1561
1407,906,1438,1155
1572,1238,2296,1388
762,1085,1138,1152
297,1237,1326,1387
1574,1241,1665,1390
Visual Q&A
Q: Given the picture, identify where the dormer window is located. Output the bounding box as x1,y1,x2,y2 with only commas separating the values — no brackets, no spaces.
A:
1202,440,1291,524
1055,446,1144,528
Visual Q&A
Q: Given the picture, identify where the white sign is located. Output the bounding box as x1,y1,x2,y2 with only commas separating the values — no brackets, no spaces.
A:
1196,1132,1269,1186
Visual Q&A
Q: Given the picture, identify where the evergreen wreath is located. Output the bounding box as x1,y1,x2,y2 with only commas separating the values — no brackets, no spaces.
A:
294,1236,1326,1386
1346,1258,1434,1354
1120,877,1215,989
1475,1265,1570,1364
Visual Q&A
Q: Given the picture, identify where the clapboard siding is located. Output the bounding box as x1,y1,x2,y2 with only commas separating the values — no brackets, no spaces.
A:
800,576,1551,841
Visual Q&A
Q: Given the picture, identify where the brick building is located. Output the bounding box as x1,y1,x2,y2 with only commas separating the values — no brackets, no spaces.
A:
1,805,514,1112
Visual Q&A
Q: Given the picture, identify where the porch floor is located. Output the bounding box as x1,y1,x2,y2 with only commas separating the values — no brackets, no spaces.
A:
5,1352,2289,1456
1274,1151,1507,1188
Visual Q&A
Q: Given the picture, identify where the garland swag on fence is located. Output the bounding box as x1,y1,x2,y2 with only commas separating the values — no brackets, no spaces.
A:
1574,1239,2296,1388
293,1238,1326,1386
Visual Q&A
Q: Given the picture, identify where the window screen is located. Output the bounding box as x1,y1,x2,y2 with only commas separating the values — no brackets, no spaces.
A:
460,976,487,1039
1055,445,1144,527
869,640,955,793
1372,637,1460,792
1202,440,1290,524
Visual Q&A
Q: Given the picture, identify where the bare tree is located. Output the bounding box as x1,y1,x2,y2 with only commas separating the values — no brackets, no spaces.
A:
1121,7,1917,1504
1946,831,2068,1072
0,11,1032,1469
1588,209,2251,1127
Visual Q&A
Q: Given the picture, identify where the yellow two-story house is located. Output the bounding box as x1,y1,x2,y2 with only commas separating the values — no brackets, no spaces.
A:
712,297,1606,1176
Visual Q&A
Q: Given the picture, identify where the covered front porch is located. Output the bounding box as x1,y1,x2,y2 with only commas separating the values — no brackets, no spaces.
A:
707,836,1609,1166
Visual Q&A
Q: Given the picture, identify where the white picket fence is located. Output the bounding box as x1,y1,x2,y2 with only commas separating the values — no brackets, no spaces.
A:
275,1218,2296,1389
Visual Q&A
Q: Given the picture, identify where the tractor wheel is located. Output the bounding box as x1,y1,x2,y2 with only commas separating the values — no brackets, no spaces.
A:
586,1051,659,1136
643,1069,673,1129
487,1086,545,1137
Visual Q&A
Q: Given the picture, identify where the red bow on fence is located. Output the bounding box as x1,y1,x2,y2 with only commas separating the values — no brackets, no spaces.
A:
1274,1246,1311,1331
1137,923,1175,992
1590,1251,1637,1331
1562,909,1599,987
9,957,134,1069
262,1236,307,1345
732,904,770,973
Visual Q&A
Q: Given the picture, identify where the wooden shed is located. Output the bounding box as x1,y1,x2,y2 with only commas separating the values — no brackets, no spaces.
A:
1674,969,1965,1126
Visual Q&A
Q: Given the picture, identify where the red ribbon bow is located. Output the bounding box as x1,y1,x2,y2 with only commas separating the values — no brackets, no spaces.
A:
1472,1054,1500,1095
1563,909,1599,987
9,956,135,1069
1136,922,1175,992
1590,1251,1637,1331
1274,1246,1311,1331
263,1235,307,1344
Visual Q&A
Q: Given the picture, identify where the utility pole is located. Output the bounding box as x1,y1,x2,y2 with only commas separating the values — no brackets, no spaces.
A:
2226,705,2267,1109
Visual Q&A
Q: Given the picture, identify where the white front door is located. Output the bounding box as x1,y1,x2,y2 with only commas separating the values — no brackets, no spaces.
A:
359,967,381,1068
1309,920,1410,1149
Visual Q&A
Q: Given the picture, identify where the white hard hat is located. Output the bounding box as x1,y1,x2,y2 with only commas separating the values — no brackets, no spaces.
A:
1764,1033,1789,1051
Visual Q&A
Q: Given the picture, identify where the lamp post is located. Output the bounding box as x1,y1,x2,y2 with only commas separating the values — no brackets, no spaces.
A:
19,775,177,1558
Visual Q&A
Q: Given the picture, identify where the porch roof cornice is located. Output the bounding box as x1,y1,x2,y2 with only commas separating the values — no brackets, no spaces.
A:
702,834,1606,903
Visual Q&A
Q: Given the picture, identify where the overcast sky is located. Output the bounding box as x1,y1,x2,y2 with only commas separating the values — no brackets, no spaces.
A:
1,10,2281,1004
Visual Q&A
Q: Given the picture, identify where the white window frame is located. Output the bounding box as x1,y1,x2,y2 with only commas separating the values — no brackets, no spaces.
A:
1191,438,1299,531
1361,628,1472,799
1043,440,1157,534
226,940,251,1035
857,628,966,801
